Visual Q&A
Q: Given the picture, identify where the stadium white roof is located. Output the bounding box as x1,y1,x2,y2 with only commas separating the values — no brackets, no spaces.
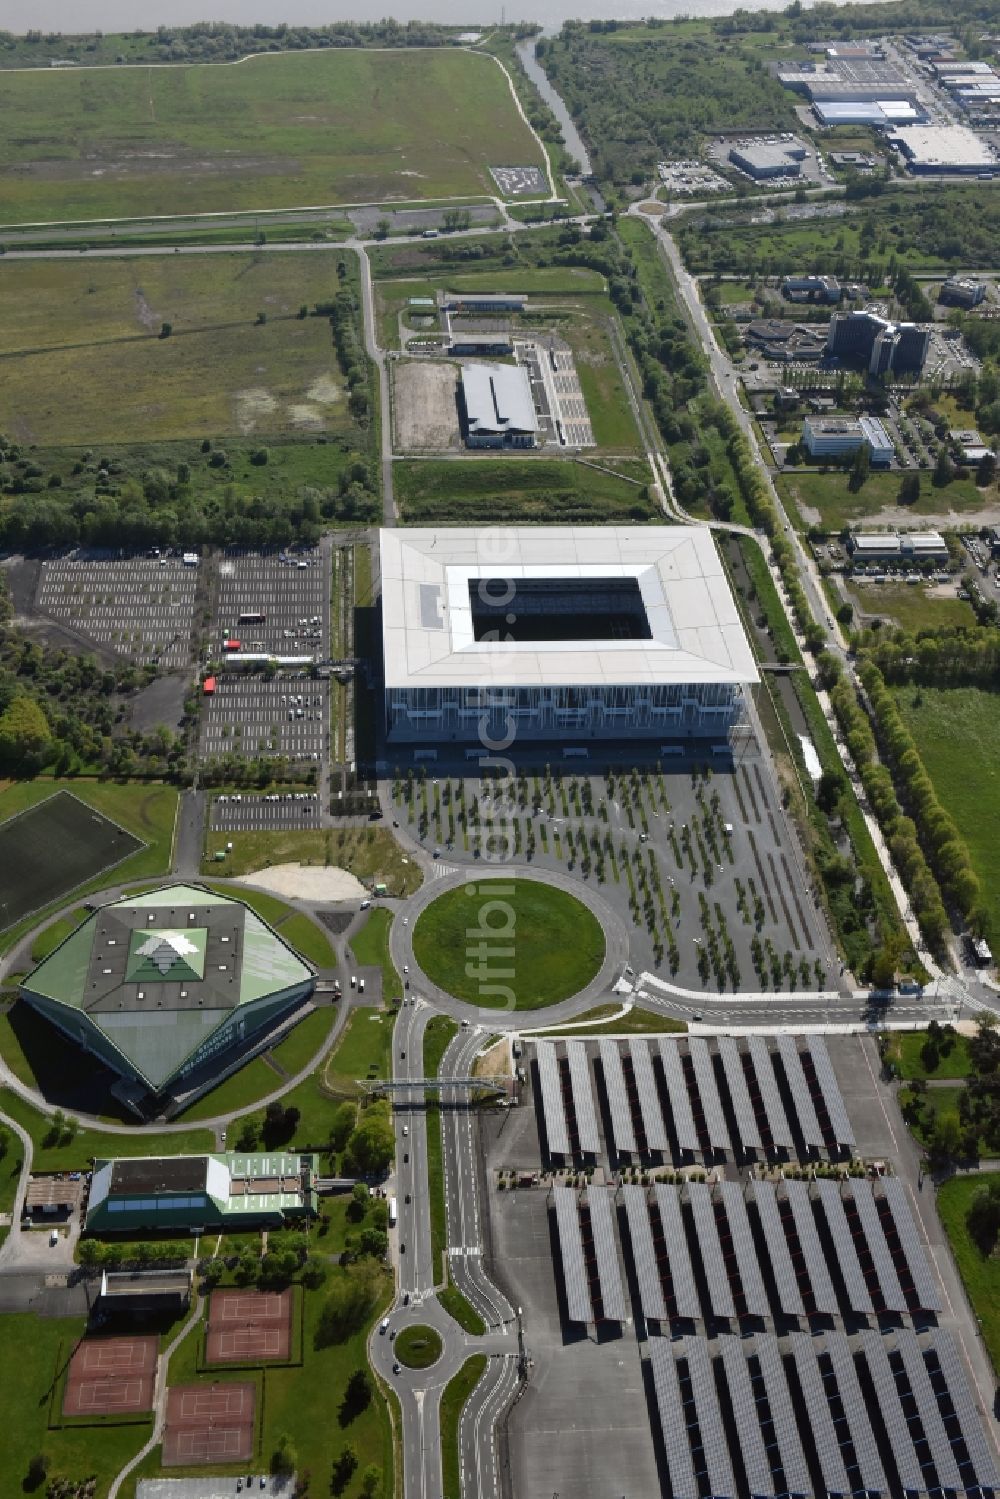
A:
461,363,538,436
379,526,759,691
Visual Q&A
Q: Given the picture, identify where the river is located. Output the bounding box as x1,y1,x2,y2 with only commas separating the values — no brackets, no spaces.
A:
2,0,884,36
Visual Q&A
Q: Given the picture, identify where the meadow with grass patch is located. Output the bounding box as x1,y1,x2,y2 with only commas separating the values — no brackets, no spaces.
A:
394,456,653,524
0,48,547,223
937,1175,1000,1375
777,470,988,532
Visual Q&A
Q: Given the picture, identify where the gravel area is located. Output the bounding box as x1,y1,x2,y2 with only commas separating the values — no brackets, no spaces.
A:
233,863,367,902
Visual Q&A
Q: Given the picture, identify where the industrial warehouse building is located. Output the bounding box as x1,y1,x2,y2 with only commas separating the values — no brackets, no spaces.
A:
20,884,314,1102
890,124,998,174
802,415,894,464
84,1152,320,1235
379,526,758,746
460,362,539,449
728,140,807,179
847,531,949,563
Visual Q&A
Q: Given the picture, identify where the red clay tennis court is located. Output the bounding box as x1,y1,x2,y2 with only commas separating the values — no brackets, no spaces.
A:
162,1381,256,1467
205,1287,293,1363
63,1334,157,1416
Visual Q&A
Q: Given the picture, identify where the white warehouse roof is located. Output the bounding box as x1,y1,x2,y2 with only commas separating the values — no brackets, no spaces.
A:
461,363,538,437
892,124,996,168
379,526,759,692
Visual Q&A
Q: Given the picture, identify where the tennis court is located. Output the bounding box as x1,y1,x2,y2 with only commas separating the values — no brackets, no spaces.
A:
206,1287,292,1364
163,1382,256,1467
0,790,143,928
63,1334,157,1416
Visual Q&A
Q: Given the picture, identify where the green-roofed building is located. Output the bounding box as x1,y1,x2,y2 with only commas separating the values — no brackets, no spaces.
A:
20,883,315,1103
85,1151,320,1235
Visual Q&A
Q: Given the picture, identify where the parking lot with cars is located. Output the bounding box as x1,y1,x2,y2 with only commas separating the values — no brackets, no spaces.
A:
36,551,198,668
209,790,322,832
200,676,328,769
215,547,327,660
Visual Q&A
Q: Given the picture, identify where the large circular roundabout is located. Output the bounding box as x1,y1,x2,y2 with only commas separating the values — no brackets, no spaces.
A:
411,877,606,1010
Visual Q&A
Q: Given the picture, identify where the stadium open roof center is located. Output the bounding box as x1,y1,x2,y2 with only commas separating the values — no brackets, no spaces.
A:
469,576,653,643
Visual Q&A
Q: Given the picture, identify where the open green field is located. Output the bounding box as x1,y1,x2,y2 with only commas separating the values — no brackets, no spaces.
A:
274,911,336,969
349,907,401,1002
892,687,1000,949
0,779,178,953
0,789,141,931
0,49,546,223
413,879,606,1009
845,581,976,633
777,470,989,532
0,253,358,446
30,908,89,963
0,1086,214,1169
938,1175,1000,1375
203,825,421,896
887,1030,972,1081
394,457,654,524
0,1311,151,1493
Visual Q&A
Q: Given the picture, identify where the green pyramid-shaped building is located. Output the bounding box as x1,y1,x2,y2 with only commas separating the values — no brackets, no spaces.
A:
21,883,315,1098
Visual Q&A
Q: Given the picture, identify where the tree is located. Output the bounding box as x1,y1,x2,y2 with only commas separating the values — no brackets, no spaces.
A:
816,769,845,816
361,1464,382,1498
928,1110,962,1164
933,446,954,488
340,1366,372,1424
976,451,997,488
0,1123,9,1161
0,695,50,769
898,471,921,505
159,321,172,338
329,1101,356,1152
271,1433,296,1475
374,218,391,240
24,1453,49,1491
314,1263,381,1347
331,1445,359,1496
848,443,870,491
344,1104,395,1174
968,1178,1000,1253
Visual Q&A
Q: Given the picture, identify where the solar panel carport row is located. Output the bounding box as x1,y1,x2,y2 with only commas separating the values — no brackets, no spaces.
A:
599,1039,638,1156
535,1041,571,1158
776,1035,826,1151
806,1036,856,1151
717,1034,763,1153
846,1180,909,1314
753,1181,805,1317
565,1040,601,1157
747,1035,795,1149
687,1182,736,1319
782,1181,840,1315
923,1327,1000,1492
755,1332,813,1497
877,1177,941,1313
815,1179,875,1315
552,1185,591,1324
718,1180,770,1318
787,1332,854,1499
856,1330,927,1496
649,1338,700,1499
628,1038,669,1152
659,1038,699,1154
688,1037,730,1153
893,1332,963,1492
682,1337,739,1499
719,1335,784,1499
822,1333,889,1497
622,1185,667,1323
584,1186,626,1322
653,1184,702,1320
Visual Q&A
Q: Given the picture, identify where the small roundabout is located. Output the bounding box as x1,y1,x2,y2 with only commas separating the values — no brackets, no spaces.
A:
394,1323,444,1370
411,875,606,1011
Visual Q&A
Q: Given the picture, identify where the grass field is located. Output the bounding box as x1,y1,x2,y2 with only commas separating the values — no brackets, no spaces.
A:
178,1057,278,1122
845,581,976,633
202,826,421,896
393,457,654,524
887,1030,972,1081
0,789,141,930
533,1004,686,1036
349,908,401,1002
0,1086,214,1169
0,779,178,953
0,49,546,224
412,880,605,1009
275,911,336,969
441,1355,488,1499
937,1175,1000,1376
269,1005,336,1075
777,469,988,531
30,906,89,962
394,1323,443,1369
892,687,1000,948
0,254,361,446
0,1312,151,1493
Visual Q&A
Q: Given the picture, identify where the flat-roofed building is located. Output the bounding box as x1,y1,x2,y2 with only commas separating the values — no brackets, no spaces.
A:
891,124,998,174
728,141,805,179
781,274,842,304
801,415,893,464
441,292,526,313
85,1152,320,1235
847,530,949,562
379,526,758,746
460,363,538,449
940,277,987,308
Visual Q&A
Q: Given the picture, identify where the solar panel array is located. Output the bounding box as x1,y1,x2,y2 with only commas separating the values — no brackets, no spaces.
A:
755,1333,812,1497
783,1181,840,1315
654,1183,701,1320
628,1039,669,1152
878,1178,942,1313
924,1327,1000,1492
535,1041,570,1158
717,1034,763,1152
689,1037,730,1152
552,1185,591,1323
787,1332,854,1499
753,1182,805,1317
688,1182,736,1319
649,1338,699,1499
585,1186,626,1322
719,1180,770,1318
599,1038,638,1156
894,1332,962,1491
659,1038,699,1153
815,1179,875,1315
623,1184,667,1323
720,1333,776,1498
848,1180,908,1313
776,1035,825,1150
858,1329,928,1495
683,1337,738,1499
748,1035,795,1149
808,1035,856,1150
565,1040,601,1156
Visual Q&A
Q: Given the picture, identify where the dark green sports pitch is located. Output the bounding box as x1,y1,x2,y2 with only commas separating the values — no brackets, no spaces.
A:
0,791,143,929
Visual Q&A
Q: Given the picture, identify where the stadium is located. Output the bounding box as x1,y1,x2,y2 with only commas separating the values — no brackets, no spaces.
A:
20,882,315,1104
379,526,758,746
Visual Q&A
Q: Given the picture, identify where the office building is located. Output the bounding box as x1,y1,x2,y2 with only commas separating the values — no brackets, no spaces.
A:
84,1152,320,1235
802,416,893,464
460,363,538,449
940,277,987,308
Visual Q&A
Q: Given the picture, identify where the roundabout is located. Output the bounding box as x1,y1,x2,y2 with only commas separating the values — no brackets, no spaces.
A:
411,876,606,1010
394,1323,443,1370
